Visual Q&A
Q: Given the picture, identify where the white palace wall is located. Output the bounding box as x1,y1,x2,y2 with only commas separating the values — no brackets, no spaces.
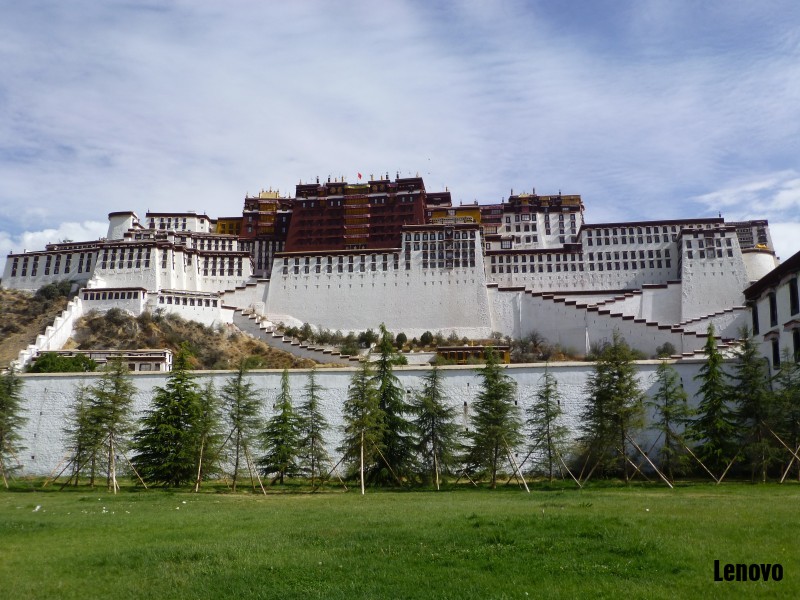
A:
14,360,710,476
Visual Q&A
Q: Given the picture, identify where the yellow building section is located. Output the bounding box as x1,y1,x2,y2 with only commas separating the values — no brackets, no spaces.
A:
216,217,242,235
430,205,482,224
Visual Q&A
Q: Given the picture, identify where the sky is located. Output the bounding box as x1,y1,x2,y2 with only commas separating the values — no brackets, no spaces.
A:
1,0,799,261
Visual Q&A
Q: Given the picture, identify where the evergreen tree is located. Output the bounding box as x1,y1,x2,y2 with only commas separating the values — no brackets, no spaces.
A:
296,368,330,487
339,360,385,492
0,369,26,487
259,369,300,484
731,330,778,482
132,348,202,487
686,324,736,475
90,359,136,492
62,383,104,486
194,380,224,491
371,323,415,484
465,348,521,488
646,360,692,480
526,366,570,481
409,365,461,488
772,350,800,480
579,331,645,481
221,362,262,492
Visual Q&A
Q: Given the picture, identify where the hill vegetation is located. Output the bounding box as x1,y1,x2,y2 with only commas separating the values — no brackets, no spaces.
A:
0,282,74,366
65,308,317,370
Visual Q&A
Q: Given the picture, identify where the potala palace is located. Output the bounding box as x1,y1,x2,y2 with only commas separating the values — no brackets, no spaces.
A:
1,173,789,369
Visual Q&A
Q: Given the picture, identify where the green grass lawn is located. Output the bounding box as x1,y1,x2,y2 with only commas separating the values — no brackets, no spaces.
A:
1,482,797,599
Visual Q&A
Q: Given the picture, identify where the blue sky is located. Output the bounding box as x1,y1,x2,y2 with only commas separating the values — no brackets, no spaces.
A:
1,0,799,260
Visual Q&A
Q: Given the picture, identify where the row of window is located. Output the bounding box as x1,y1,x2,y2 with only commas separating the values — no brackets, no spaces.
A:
587,234,676,246
587,225,678,236
158,296,218,307
83,291,141,301
10,252,94,277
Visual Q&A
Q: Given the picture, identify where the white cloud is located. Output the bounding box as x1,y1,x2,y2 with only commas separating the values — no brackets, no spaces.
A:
763,222,800,264
0,221,108,265
0,0,799,244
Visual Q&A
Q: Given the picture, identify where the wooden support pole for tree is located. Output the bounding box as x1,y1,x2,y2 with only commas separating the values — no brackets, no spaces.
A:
312,455,348,493
360,431,365,496
504,442,529,493
243,444,267,496
780,444,800,484
118,449,148,489
554,448,582,488
194,436,206,493
680,442,719,483
42,452,71,488
617,447,653,482
626,435,673,489
373,443,405,488
716,452,740,485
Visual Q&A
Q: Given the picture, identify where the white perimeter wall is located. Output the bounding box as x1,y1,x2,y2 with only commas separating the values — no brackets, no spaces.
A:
15,360,710,476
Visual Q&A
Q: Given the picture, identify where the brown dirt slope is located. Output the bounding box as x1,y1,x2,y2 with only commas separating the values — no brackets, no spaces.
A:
67,308,318,370
0,287,70,367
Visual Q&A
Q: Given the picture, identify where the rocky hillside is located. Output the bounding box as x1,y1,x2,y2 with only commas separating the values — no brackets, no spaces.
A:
0,283,72,367
65,308,317,370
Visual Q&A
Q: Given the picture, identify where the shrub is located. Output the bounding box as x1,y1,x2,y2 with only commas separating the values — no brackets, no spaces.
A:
395,332,408,348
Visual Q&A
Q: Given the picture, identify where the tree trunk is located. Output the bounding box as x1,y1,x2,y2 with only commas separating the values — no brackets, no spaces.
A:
233,430,241,492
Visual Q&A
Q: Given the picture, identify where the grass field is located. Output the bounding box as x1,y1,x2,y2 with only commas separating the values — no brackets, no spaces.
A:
1,482,798,599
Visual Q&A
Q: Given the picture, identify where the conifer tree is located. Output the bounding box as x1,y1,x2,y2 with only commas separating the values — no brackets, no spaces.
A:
526,366,569,481
731,330,778,482
296,368,330,488
646,360,692,480
194,380,223,491
90,359,136,492
62,383,103,486
409,365,461,488
579,331,645,481
465,348,521,488
132,348,202,487
0,369,26,487
686,324,736,475
772,350,800,480
259,369,300,485
371,323,415,484
221,362,262,492
339,360,385,492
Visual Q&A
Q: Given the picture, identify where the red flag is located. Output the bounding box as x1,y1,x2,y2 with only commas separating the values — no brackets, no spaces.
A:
357,172,362,180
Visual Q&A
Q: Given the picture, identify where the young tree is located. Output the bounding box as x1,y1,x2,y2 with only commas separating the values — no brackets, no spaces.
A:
465,348,522,488
371,323,415,484
686,324,736,475
772,350,800,480
579,331,645,481
526,366,570,481
259,370,300,485
221,362,263,492
409,365,461,488
90,359,137,492
296,368,330,488
646,361,692,480
339,360,385,493
731,330,778,482
132,348,202,487
0,369,26,487
194,380,224,491
62,383,103,486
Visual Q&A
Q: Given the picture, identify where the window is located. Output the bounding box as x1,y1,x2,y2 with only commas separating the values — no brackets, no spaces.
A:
790,278,799,316
794,329,800,362
772,338,781,369
751,303,760,335
501,240,512,249
769,292,778,327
